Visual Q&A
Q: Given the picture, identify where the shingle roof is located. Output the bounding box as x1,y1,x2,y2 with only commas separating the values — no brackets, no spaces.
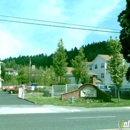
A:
66,67,73,74
88,71,97,76
5,68,14,71
98,54,111,61
86,62,93,65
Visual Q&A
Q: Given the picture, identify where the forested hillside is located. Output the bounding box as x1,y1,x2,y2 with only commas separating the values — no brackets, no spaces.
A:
2,41,109,68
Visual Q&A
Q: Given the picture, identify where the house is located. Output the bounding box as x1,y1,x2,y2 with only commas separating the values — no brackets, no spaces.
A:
5,68,18,76
64,67,100,84
87,54,130,87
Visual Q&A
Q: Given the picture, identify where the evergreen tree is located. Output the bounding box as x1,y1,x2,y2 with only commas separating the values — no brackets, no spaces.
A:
118,0,130,62
52,39,68,82
71,47,89,84
17,66,29,84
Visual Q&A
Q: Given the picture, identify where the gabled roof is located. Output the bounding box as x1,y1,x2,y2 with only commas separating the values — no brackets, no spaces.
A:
90,54,112,64
5,68,14,71
99,54,111,61
66,67,97,76
86,62,93,66
88,71,97,76
66,67,73,74
86,54,111,66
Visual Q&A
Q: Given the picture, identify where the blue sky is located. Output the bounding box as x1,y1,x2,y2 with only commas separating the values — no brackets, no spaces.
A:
0,0,126,60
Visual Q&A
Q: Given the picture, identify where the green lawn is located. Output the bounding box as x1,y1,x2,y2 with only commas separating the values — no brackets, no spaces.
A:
25,93,130,108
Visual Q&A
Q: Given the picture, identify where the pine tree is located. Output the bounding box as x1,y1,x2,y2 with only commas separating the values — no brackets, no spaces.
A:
118,0,130,62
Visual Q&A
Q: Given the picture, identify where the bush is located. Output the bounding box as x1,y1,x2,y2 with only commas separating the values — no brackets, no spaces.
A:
43,87,51,97
43,90,51,97
34,87,43,93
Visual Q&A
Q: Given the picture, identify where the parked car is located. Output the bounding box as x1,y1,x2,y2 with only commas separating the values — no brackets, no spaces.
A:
6,85,30,94
2,86,9,91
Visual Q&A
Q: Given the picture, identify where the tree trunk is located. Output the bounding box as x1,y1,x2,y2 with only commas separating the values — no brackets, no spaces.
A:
117,87,120,103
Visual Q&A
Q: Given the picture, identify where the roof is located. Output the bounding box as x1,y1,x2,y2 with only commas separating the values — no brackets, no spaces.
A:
86,62,93,66
5,68,14,71
98,54,111,61
88,71,97,76
96,79,102,83
86,55,111,66
66,67,97,76
66,67,73,74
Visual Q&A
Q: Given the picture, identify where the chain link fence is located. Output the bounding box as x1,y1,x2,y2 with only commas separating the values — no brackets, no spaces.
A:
51,84,82,97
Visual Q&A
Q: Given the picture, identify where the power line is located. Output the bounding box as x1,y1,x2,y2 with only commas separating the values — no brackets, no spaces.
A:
0,14,120,31
0,18,120,33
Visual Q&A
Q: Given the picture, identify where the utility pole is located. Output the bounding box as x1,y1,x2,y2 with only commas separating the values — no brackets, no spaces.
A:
29,59,31,86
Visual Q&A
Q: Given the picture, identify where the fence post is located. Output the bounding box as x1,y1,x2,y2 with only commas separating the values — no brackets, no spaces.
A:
51,85,54,97
66,84,67,93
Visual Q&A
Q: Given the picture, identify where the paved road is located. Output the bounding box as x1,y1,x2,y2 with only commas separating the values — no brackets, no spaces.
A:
0,90,130,130
0,111,130,130
0,90,35,105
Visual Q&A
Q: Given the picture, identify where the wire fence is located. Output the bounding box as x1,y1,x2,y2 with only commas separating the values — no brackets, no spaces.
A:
51,84,82,97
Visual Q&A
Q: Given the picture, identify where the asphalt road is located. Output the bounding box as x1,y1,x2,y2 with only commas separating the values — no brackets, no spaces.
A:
0,110,130,130
0,90,34,105
0,90,130,130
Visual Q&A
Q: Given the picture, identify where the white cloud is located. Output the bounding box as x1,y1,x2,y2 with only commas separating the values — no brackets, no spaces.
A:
39,0,67,21
53,0,122,49
0,0,124,59
0,26,23,60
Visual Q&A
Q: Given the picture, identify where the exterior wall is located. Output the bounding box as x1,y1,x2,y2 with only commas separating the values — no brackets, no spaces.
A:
63,74,75,84
69,77,75,84
61,84,111,102
61,90,79,100
104,62,113,85
88,56,111,85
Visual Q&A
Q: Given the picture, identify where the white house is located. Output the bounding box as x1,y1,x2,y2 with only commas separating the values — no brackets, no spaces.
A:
5,68,18,76
87,54,130,87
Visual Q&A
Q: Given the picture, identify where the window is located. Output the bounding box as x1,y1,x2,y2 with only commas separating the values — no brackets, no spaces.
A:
90,66,92,70
101,63,104,68
95,64,98,69
101,73,104,78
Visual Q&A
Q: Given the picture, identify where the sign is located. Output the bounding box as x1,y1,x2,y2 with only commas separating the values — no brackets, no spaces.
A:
80,86,97,97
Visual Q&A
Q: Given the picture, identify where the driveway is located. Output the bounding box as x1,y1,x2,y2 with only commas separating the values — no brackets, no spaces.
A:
0,90,35,105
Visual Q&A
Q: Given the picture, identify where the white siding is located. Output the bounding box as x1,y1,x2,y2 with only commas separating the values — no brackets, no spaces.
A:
88,55,113,85
87,55,130,86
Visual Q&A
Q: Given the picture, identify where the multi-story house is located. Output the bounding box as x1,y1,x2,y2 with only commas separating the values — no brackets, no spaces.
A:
87,54,130,87
5,68,18,76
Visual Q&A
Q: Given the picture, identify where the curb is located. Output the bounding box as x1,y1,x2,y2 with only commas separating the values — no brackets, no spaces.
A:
17,97,38,105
